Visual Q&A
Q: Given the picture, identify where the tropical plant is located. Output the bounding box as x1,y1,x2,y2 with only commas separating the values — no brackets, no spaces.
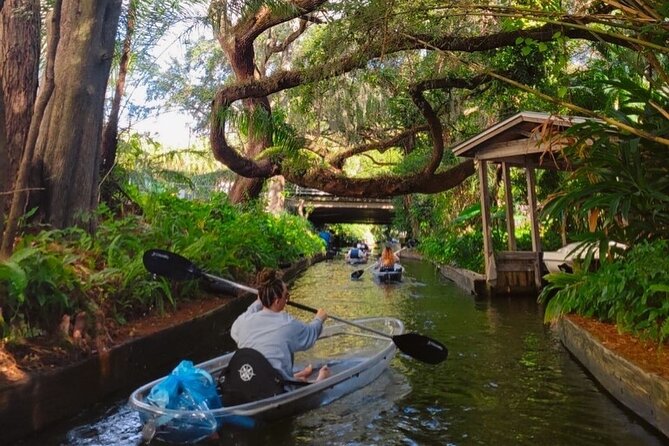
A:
0,192,324,341
539,240,669,343
542,62,669,247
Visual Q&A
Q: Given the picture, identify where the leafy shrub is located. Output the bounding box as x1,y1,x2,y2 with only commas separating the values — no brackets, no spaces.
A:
0,246,82,338
539,240,669,343
542,76,669,246
420,227,507,273
0,193,324,341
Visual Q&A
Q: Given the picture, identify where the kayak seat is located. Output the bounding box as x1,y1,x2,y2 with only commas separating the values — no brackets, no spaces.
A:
379,265,395,272
218,348,286,406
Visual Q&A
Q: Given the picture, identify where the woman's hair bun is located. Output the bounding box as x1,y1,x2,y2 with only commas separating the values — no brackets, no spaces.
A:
257,268,279,285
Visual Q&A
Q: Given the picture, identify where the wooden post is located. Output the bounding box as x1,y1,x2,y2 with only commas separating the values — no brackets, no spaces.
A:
561,212,567,246
502,162,516,251
525,165,542,289
478,160,496,284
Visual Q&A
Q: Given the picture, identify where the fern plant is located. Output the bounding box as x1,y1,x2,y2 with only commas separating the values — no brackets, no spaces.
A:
539,240,669,343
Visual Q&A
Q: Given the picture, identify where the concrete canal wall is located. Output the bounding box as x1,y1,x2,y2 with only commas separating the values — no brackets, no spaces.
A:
0,256,320,444
557,317,669,439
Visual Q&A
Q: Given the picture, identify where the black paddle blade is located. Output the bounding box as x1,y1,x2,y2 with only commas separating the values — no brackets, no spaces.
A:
392,332,448,364
143,249,203,281
351,269,364,279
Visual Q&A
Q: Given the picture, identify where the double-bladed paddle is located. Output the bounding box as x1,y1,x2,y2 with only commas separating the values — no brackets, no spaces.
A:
143,249,448,365
351,246,407,279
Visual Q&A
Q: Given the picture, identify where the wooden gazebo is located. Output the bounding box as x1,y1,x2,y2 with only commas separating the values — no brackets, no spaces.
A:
452,111,588,295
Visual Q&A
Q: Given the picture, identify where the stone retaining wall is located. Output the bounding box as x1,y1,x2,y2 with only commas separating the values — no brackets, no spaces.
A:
557,317,669,439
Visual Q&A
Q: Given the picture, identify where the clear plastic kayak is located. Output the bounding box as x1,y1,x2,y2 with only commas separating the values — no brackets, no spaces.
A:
128,317,403,443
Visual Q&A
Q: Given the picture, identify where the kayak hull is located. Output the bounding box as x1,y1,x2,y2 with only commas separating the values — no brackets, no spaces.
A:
129,317,403,443
372,266,403,283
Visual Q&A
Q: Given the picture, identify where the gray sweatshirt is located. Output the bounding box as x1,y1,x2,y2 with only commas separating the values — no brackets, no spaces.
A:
230,300,324,380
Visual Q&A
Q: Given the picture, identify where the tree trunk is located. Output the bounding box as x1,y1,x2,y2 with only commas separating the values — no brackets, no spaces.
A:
100,0,136,179
1,2,60,257
228,174,265,203
30,0,121,229
1,0,121,255
266,175,285,214
0,0,40,215
402,195,420,239
219,22,271,204
0,75,6,242
225,98,271,204
0,0,4,251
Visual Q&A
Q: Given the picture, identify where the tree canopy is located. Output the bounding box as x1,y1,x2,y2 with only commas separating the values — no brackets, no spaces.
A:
1,0,668,255
201,0,668,202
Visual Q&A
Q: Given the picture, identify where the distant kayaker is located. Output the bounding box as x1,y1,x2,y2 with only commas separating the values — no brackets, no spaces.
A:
378,246,400,270
346,245,369,263
230,268,331,384
318,227,332,250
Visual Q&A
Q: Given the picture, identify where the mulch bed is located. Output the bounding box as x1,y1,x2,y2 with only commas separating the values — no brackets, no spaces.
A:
0,296,229,385
568,314,669,381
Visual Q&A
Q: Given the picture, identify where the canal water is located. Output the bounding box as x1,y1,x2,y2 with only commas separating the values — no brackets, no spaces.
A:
18,258,667,445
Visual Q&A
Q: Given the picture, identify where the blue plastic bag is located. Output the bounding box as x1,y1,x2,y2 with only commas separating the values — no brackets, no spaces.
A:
145,360,223,443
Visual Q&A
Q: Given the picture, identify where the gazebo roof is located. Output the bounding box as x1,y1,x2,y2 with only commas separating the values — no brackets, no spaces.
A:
451,111,590,167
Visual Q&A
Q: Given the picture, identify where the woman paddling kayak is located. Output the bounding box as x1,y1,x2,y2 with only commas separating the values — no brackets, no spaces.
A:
230,268,331,384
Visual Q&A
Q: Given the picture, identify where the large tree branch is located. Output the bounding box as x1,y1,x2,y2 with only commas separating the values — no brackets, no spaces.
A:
408,88,443,176
212,21,632,105
259,18,311,75
210,103,276,178
412,74,493,175
283,159,476,198
211,70,491,179
267,17,310,54
235,0,327,45
328,124,429,169
209,16,636,196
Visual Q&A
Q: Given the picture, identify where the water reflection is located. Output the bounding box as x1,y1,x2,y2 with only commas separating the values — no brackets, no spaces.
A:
18,257,667,445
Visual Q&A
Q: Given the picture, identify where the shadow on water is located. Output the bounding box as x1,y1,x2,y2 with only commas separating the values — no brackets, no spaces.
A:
17,257,668,445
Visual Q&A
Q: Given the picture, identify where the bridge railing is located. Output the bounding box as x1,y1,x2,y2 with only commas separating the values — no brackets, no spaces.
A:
285,185,332,197
285,184,393,203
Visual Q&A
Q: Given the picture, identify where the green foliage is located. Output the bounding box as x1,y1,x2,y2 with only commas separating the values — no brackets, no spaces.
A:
539,240,669,343
534,60,669,342
0,232,89,338
103,132,236,205
326,224,373,247
419,227,507,273
0,194,323,341
417,202,504,273
542,76,669,245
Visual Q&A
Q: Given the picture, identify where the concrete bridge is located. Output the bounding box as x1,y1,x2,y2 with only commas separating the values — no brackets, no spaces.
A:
285,186,396,225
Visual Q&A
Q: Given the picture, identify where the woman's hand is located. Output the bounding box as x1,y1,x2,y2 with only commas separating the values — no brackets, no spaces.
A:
316,308,328,322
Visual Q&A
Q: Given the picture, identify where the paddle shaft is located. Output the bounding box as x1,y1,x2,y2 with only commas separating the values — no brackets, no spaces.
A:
203,272,392,339
287,301,392,339
142,249,448,364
